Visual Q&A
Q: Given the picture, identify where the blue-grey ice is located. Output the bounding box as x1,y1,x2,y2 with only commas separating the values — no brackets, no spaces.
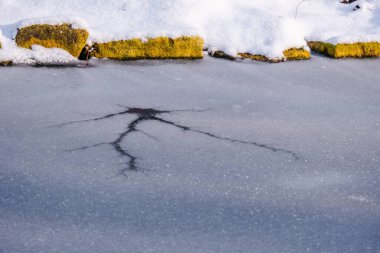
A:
0,55,379,253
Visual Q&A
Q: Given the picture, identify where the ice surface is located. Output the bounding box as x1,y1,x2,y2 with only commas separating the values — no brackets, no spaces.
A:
0,55,379,253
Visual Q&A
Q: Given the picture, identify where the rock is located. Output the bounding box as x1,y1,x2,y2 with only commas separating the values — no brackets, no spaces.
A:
209,48,310,62
78,45,92,61
238,53,281,63
209,51,236,61
15,24,89,58
0,61,13,66
341,0,357,4
283,48,311,61
92,36,204,60
308,41,380,58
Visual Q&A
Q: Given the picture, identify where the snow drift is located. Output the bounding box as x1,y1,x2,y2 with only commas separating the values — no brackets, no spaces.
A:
0,0,379,64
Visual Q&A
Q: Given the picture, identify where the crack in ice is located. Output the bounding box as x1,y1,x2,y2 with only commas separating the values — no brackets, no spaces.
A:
57,106,299,176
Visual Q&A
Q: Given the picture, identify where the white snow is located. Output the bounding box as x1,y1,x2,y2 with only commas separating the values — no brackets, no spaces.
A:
30,45,80,65
0,41,79,65
195,6,308,58
18,16,89,31
0,34,35,64
327,34,380,44
299,0,380,43
0,0,380,64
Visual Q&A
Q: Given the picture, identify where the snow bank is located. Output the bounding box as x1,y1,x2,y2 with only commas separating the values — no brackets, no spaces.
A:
299,0,380,43
0,0,199,43
195,7,307,58
30,45,80,65
0,0,309,63
0,41,79,65
0,0,380,64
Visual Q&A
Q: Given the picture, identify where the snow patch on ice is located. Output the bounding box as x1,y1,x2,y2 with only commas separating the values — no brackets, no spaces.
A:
0,39,80,65
347,195,374,203
31,45,80,65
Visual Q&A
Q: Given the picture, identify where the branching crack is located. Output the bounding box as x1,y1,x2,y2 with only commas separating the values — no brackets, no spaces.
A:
57,106,299,176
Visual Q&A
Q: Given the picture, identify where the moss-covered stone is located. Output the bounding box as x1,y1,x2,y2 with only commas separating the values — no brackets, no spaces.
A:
92,36,204,60
308,41,380,58
283,48,311,60
238,53,281,63
210,48,310,62
209,51,236,61
15,24,89,57
0,61,13,66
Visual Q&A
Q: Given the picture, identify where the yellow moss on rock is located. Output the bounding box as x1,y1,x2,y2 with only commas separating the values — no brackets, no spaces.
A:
283,48,311,60
15,24,89,57
92,36,204,60
308,41,380,58
238,53,277,62
210,48,310,62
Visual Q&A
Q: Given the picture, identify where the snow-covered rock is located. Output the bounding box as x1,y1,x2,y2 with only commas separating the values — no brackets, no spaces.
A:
15,20,89,58
0,0,379,64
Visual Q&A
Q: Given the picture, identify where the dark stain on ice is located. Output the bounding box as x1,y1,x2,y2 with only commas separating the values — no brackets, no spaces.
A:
56,106,299,176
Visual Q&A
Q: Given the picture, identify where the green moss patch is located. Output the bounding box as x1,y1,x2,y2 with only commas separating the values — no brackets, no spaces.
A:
210,48,310,62
15,24,89,57
92,36,204,60
308,41,380,58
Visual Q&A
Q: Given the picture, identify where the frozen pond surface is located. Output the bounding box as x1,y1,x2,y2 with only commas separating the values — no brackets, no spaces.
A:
0,55,379,253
